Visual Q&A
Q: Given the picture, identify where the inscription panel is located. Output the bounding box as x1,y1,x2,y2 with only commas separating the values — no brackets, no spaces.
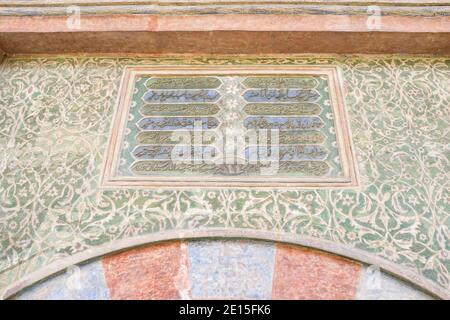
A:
102,66,358,187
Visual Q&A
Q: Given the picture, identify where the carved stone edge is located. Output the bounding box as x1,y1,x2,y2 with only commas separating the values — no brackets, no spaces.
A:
0,1,449,17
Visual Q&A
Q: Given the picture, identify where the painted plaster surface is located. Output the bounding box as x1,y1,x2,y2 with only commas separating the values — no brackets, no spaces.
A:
272,244,361,299
14,261,108,300
102,241,185,299
188,240,275,299
0,56,449,298
12,240,433,300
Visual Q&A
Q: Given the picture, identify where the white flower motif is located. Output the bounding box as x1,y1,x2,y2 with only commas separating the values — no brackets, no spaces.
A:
408,195,419,206
207,191,216,199
18,189,28,198
419,233,427,241
224,112,240,122
225,85,240,95
341,194,355,207
347,231,358,241
8,221,18,231
112,191,122,200
439,250,449,261
224,99,239,111
443,194,450,205
238,191,247,199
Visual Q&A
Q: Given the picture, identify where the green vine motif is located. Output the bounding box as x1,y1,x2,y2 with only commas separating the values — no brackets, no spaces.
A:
0,56,448,297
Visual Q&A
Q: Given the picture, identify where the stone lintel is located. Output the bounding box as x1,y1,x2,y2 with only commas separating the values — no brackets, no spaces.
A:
0,14,449,54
